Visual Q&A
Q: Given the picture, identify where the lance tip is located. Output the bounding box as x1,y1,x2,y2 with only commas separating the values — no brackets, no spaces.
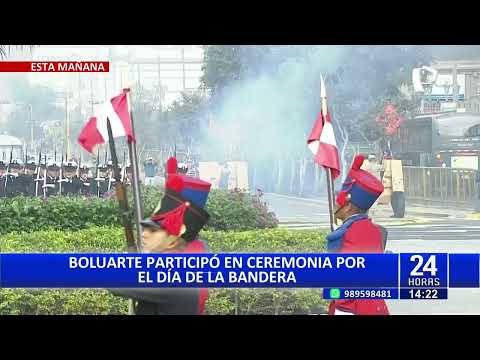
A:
320,75,327,98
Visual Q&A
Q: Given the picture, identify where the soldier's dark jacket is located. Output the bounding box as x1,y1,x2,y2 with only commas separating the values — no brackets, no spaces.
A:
80,177,93,196
44,176,59,197
15,174,36,196
91,177,108,197
3,174,18,197
62,177,82,196
0,175,6,197
33,172,44,197
109,239,209,315
109,288,200,315
98,177,109,196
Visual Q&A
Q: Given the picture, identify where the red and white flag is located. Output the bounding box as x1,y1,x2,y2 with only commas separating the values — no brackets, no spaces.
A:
307,76,341,180
78,89,135,153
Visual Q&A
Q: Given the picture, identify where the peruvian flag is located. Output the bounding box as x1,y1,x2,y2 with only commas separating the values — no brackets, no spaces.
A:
307,76,341,180
78,89,135,153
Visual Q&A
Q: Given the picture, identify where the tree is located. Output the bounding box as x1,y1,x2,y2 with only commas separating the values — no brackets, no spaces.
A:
165,91,208,145
326,46,430,169
201,45,275,96
128,82,209,163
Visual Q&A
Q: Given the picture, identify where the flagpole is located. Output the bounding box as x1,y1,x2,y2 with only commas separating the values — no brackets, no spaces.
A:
106,115,138,317
320,74,337,232
124,88,144,252
326,168,336,232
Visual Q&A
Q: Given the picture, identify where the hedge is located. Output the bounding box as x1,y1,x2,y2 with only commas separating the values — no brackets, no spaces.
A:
0,188,278,235
0,227,328,315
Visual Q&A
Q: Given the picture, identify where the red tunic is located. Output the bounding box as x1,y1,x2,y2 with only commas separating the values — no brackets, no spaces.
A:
183,239,209,315
329,218,390,315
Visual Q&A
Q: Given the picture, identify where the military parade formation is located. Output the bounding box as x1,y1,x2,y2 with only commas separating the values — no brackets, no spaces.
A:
0,149,133,198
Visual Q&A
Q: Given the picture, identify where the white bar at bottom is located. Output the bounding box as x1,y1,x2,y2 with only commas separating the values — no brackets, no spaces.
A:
334,309,354,315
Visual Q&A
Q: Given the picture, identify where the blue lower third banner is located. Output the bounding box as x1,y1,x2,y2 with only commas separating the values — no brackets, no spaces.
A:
449,254,480,288
0,253,399,288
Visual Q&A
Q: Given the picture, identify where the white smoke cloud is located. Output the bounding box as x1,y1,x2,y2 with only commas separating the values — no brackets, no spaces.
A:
201,45,348,162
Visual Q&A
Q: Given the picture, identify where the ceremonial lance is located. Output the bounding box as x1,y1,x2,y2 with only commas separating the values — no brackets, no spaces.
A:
58,152,64,195
42,154,47,199
3,146,13,197
123,88,143,252
307,75,341,232
34,147,42,197
106,117,136,253
95,148,101,198
321,76,337,232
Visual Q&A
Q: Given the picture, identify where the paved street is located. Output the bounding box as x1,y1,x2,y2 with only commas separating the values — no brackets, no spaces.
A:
262,192,480,314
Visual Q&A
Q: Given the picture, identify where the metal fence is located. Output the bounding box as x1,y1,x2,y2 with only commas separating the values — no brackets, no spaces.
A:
403,166,477,204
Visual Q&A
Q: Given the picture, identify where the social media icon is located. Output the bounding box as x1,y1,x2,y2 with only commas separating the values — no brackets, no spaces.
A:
330,288,341,299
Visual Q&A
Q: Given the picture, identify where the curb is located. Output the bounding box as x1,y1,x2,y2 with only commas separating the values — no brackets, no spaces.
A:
267,193,471,220
278,218,433,229
381,219,432,226
406,212,451,218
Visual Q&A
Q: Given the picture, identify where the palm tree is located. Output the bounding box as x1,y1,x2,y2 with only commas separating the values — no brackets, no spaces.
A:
0,45,36,59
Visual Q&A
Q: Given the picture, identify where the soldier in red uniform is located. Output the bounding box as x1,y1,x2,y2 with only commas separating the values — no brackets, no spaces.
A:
110,157,210,315
327,154,390,315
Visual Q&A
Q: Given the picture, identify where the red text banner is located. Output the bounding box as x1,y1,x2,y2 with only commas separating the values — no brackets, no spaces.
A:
0,61,109,72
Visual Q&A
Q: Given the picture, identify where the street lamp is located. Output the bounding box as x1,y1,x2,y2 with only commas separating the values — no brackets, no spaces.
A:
54,90,75,160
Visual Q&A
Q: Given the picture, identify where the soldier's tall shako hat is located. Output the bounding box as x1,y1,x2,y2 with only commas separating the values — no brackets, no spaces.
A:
25,158,37,170
47,160,60,169
177,162,188,171
79,164,90,175
140,157,211,242
38,157,47,170
10,159,23,170
64,160,78,171
336,154,384,211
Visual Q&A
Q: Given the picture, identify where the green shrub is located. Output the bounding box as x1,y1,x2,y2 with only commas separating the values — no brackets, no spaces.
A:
0,196,120,235
203,228,326,253
0,188,278,235
0,227,328,315
0,227,326,253
0,226,125,253
204,189,278,231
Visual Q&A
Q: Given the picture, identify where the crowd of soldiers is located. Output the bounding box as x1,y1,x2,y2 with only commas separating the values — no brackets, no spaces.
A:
0,156,133,198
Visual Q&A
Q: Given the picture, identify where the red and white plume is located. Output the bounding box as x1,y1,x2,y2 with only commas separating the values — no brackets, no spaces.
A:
307,75,341,180
77,89,135,153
